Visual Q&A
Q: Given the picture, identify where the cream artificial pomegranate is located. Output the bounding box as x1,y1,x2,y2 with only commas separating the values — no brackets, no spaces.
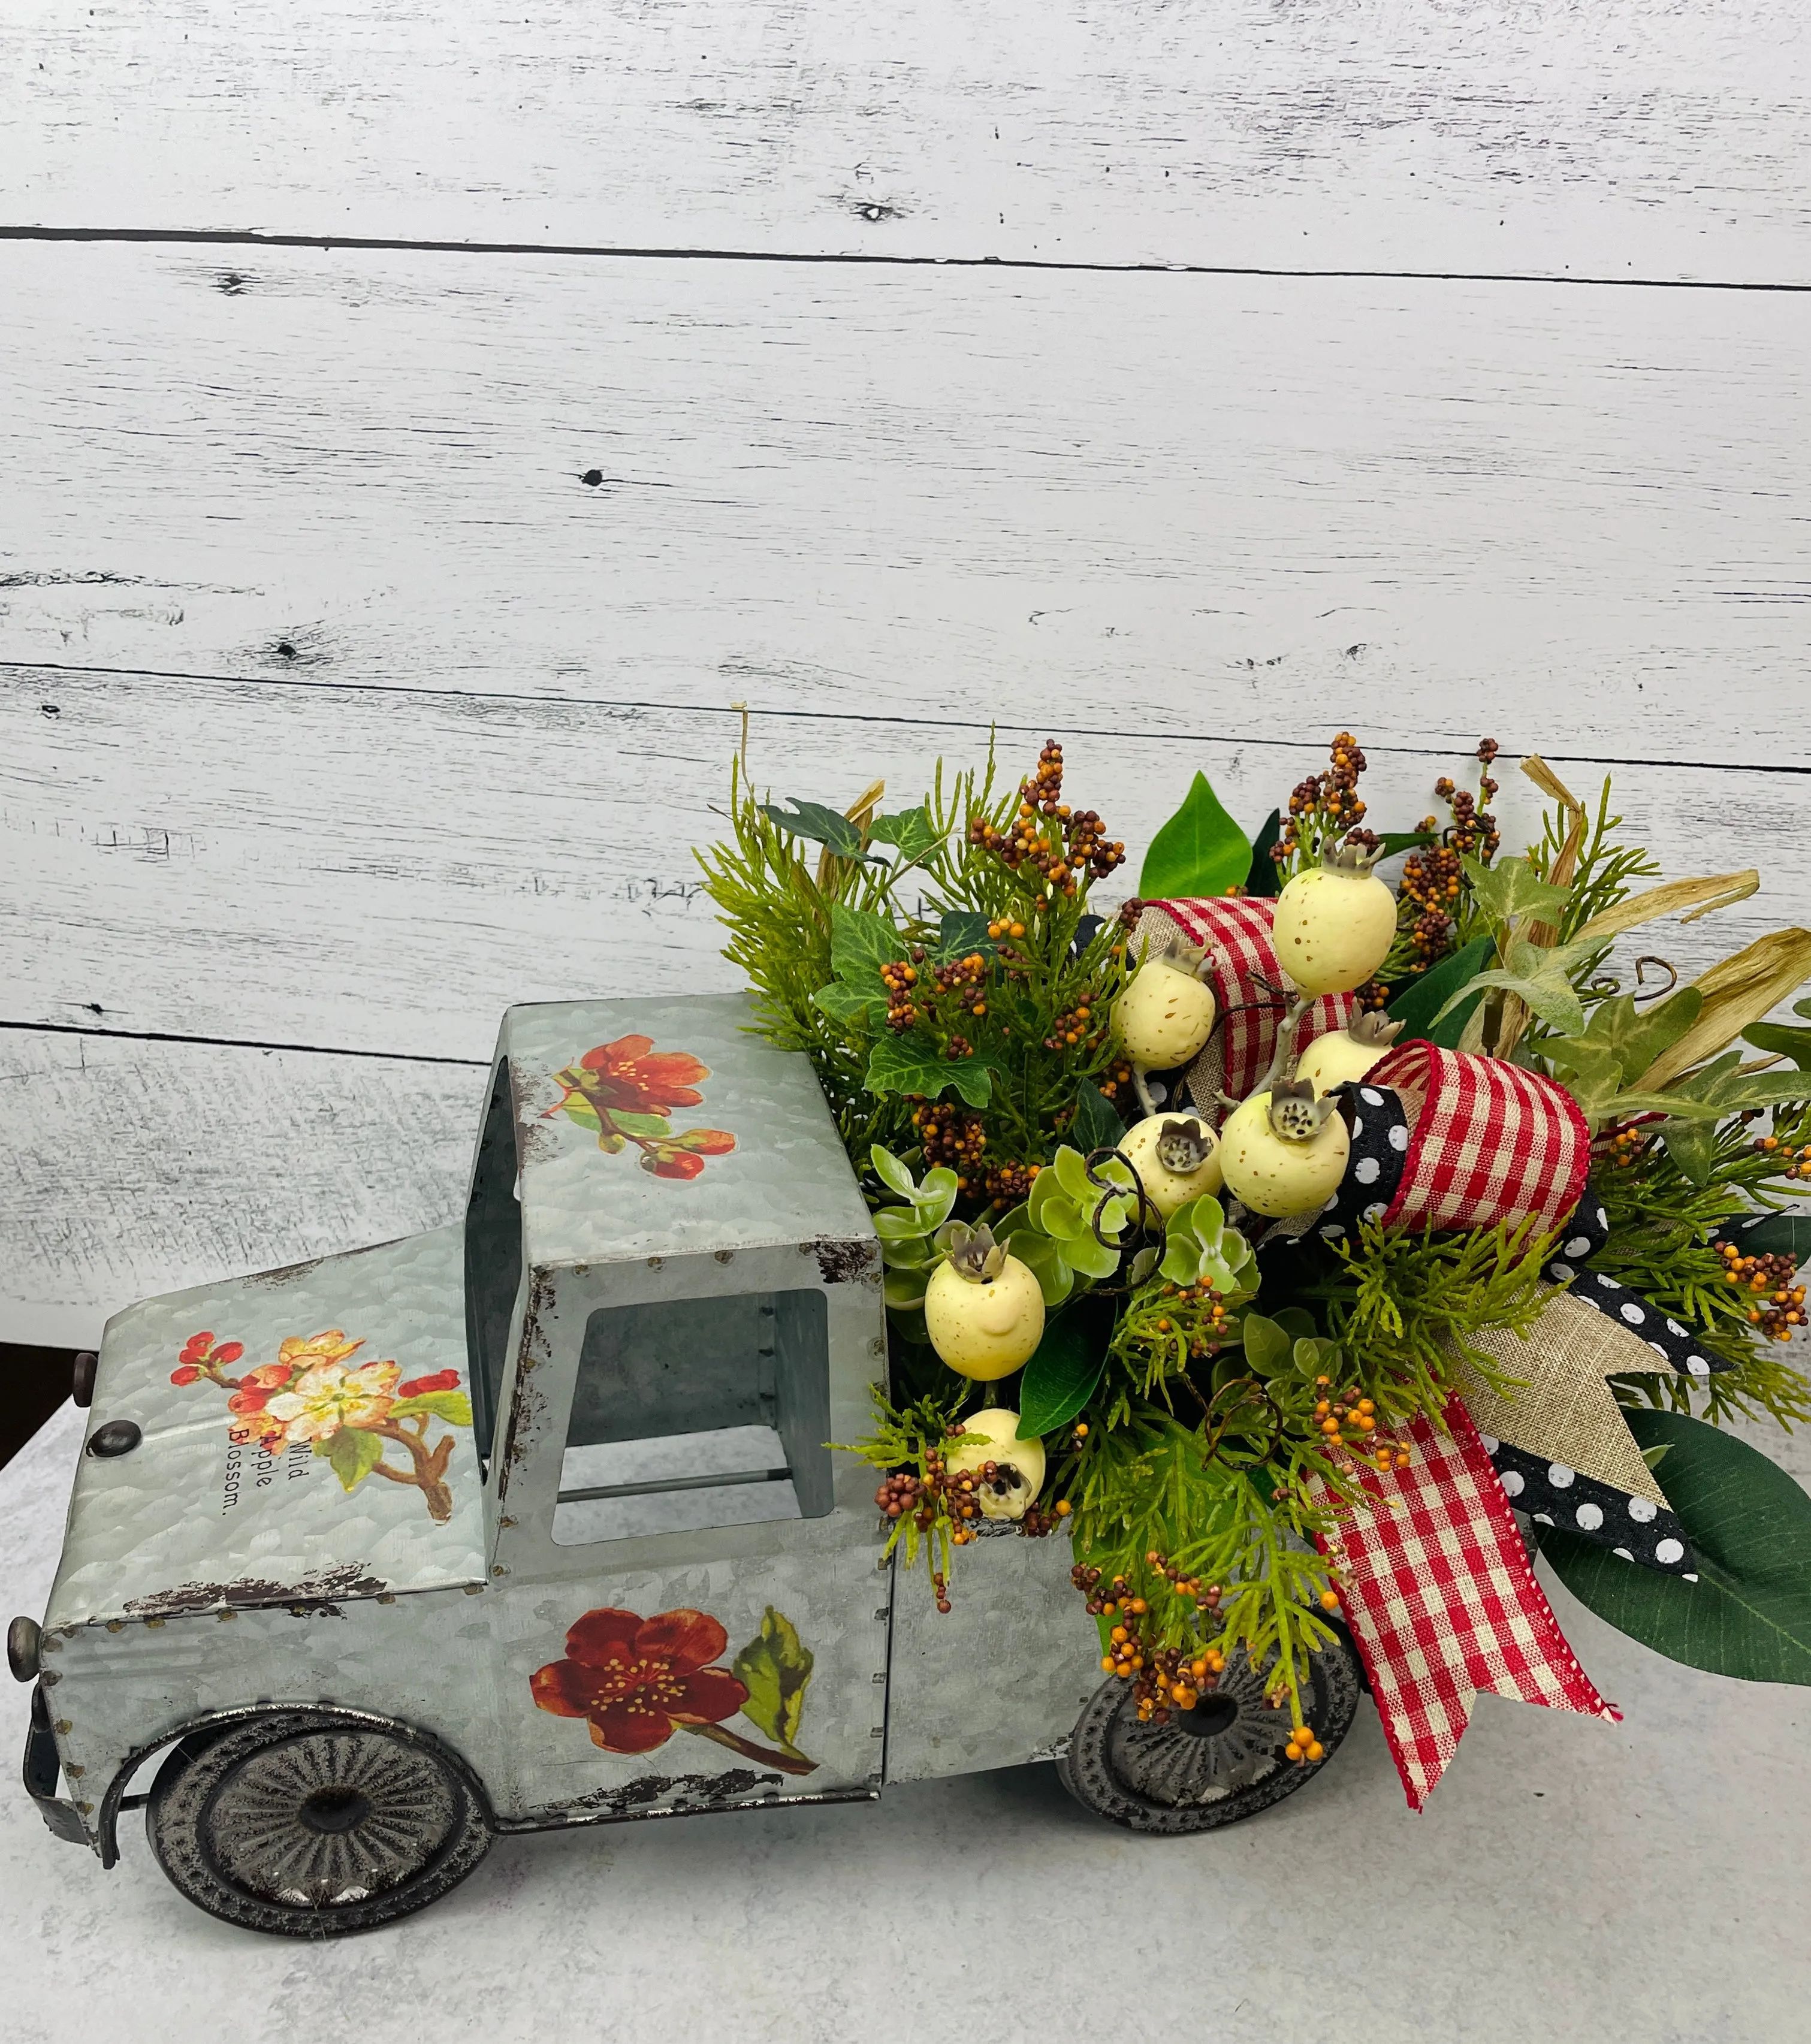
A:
1111,942,1217,1069
1272,847,1397,997
1118,1113,1224,1217
946,1407,1048,1521
1218,1083,1351,1218
1294,1012,1405,1095
923,1225,1046,1379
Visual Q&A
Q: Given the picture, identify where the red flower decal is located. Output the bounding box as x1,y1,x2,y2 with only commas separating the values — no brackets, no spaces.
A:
531,1607,748,1755
578,1036,711,1117
398,1368,462,1397
170,1364,201,1386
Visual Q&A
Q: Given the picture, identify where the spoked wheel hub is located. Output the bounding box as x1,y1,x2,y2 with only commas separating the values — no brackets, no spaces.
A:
1058,1631,1362,1834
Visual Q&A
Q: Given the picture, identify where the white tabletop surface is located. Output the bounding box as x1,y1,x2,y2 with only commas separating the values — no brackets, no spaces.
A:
4,1398,1809,2044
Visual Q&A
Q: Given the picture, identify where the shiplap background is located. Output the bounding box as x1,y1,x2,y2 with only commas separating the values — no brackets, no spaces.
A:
2,2,1807,1347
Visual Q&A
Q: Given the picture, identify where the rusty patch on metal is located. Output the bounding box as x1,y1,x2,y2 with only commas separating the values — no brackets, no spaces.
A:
242,1255,326,1288
809,1237,880,1286
120,1563,389,1620
545,1767,784,1820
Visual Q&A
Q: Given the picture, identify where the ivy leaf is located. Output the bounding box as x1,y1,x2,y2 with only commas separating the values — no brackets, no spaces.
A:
1243,809,1283,899
1430,933,1607,1038
1742,1021,1811,1071
1544,1410,1811,1686
814,981,885,1029
386,1390,473,1426
732,1607,815,1753
1659,1051,1811,1185
864,1035,1000,1109
760,798,879,862
1546,989,1705,1087
935,911,996,961
1726,1210,1811,1263
1139,771,1252,902
1017,1314,1107,1438
829,903,908,984
324,1426,385,1494
1386,936,1495,1043
1069,1082,1124,1155
865,805,943,864
1462,853,1572,934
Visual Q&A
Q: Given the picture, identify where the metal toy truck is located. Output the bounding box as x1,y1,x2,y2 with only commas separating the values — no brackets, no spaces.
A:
11,995,1360,1936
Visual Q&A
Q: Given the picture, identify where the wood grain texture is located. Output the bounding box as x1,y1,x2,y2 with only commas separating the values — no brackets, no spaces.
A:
0,1029,479,1348
4,666,1804,1062
2,244,1808,762
4,2,1811,282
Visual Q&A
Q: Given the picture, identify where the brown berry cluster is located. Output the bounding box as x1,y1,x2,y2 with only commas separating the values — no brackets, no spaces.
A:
1600,1121,1650,1170
967,742,1124,898
1434,739,1502,861
1147,1281,1230,1358
1715,1239,1808,1342
1071,1559,1232,1726
875,1471,922,1519
1312,1375,1412,1477
1045,1000,1099,1053
1755,1132,1811,1182
981,1158,1040,1207
1116,898,1145,931
1398,841,1464,973
881,956,920,1032
1272,732,1371,872
931,950,988,1018
912,1101,986,1185
1018,1497,1072,1538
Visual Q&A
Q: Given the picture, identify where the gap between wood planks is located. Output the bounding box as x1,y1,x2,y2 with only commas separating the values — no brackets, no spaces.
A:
10,656,1809,783
4,225,1811,296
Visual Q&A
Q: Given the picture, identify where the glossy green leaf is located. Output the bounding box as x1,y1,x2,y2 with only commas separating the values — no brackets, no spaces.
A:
1544,1409,1811,1686
883,1269,929,1310
1376,830,1438,859
1742,1021,1811,1071
1240,1314,1291,1379
1070,1082,1125,1155
1011,1231,1074,1308
1139,771,1252,902
732,1607,815,1753
1244,810,1283,898
1017,1314,1107,1438
1725,1211,1811,1264
870,1145,917,1199
1386,935,1495,1041
324,1426,385,1494
873,1207,929,1242
917,1168,960,1225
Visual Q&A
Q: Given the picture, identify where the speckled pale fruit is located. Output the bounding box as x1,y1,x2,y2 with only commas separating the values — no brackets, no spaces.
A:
1295,1028,1392,1096
1117,1113,1224,1217
924,1255,1046,1379
1218,1091,1352,1218
1112,961,1217,1068
1272,867,1398,997
947,1407,1048,1520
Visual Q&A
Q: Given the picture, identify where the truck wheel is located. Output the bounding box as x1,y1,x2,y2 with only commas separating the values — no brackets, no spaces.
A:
145,1708,491,1936
1057,1632,1362,1835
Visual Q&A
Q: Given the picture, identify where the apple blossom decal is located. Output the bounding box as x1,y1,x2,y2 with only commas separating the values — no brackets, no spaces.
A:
542,1034,737,1178
170,1330,472,1523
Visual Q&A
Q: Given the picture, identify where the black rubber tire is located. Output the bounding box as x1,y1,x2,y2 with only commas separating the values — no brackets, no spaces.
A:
146,1709,491,1937
1057,1632,1363,1834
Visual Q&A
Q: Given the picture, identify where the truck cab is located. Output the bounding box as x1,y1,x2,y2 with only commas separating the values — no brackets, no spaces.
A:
14,994,1104,1935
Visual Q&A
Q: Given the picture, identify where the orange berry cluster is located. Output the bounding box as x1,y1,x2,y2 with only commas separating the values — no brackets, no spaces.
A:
1283,1722,1326,1765
967,742,1124,897
1149,1281,1230,1358
880,957,919,1032
1714,1240,1807,1342
1071,1561,1232,1726
1096,1058,1136,1106
1017,1497,1072,1538
1272,732,1371,871
1754,1133,1811,1182
981,1158,1040,1206
1312,1375,1412,1476
1044,1000,1098,1053
985,916,1027,941
1601,1122,1650,1170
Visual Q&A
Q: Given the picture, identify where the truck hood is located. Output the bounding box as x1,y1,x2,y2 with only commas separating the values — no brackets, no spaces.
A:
46,1225,487,1629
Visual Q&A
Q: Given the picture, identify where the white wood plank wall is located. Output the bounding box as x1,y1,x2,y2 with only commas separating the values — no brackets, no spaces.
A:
1,5,1807,1345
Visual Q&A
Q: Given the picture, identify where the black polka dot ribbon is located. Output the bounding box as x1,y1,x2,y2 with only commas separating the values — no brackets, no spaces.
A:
1311,1082,1410,1247
1486,1436,1698,1577
1544,1192,1730,1381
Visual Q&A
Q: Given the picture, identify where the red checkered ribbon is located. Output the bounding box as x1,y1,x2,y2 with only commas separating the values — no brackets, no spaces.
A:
1156,897,1355,1103
1366,1037,1590,1237
1313,1400,1618,1808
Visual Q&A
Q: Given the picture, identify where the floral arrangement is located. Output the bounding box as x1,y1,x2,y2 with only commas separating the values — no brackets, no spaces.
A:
700,734,1811,1804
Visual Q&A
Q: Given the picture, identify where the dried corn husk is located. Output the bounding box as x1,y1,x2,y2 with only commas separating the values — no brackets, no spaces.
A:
815,778,886,887
1635,929,1811,1091
1572,870,1759,946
